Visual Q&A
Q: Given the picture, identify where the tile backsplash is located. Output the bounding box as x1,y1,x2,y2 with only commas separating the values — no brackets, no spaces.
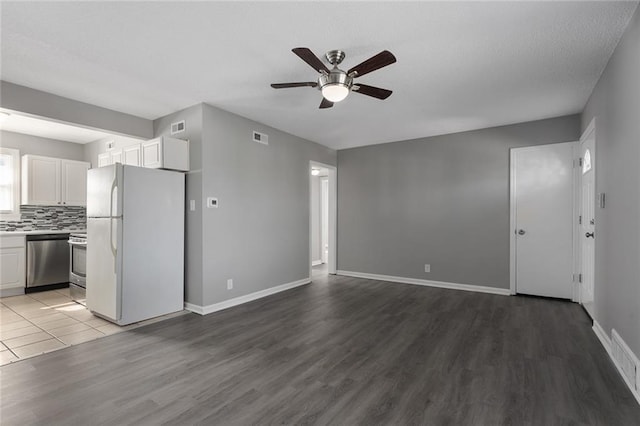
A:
0,205,86,231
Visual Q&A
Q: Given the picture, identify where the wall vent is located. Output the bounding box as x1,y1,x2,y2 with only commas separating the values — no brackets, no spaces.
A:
171,120,186,135
252,131,268,145
611,329,638,391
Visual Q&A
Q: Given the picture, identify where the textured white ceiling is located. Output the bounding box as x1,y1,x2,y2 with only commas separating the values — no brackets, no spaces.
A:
1,1,637,150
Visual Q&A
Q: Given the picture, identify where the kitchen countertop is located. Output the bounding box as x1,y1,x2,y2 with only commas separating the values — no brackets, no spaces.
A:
0,229,86,236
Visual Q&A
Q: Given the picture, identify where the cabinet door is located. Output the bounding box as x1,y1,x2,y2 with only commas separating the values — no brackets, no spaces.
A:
110,149,123,165
141,139,162,169
98,153,111,168
123,144,141,166
61,160,90,206
22,155,60,205
0,247,25,290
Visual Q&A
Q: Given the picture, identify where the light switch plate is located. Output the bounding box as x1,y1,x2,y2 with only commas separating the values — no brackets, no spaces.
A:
189,200,196,211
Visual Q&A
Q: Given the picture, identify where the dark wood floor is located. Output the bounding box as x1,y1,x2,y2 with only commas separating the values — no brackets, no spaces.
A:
2,269,639,425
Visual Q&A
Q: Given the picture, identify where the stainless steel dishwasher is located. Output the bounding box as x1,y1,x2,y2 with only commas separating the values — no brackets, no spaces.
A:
26,234,70,289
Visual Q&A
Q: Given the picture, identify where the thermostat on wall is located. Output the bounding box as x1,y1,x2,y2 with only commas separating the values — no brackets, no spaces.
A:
207,197,218,208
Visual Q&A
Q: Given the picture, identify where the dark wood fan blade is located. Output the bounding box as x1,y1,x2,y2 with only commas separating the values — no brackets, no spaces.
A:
353,84,393,100
271,82,318,89
348,50,396,77
319,98,334,109
292,47,330,74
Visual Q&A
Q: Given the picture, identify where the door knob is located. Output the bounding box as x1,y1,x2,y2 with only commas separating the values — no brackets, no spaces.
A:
517,229,526,235
585,232,595,238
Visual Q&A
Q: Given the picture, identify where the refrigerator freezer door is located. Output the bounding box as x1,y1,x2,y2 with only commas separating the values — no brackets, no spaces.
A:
87,164,123,218
86,217,121,321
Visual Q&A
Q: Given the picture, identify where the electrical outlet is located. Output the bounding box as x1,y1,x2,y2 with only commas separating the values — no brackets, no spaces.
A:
424,264,431,273
227,279,233,290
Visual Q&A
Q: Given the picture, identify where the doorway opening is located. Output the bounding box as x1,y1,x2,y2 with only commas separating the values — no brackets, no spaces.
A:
309,161,336,279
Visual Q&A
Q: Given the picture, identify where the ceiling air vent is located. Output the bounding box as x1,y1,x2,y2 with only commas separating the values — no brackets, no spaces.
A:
252,131,268,145
171,120,186,135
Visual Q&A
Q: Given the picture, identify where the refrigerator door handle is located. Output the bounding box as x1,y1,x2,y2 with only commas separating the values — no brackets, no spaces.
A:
110,176,117,218
109,217,117,271
110,177,118,272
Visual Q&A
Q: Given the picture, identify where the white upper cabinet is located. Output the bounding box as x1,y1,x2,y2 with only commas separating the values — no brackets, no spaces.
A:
110,149,123,165
22,155,60,205
97,153,111,168
61,160,90,206
96,137,188,171
142,137,189,172
22,155,90,206
123,144,141,166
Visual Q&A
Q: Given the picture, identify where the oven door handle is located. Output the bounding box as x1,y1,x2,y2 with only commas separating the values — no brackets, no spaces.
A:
68,241,87,246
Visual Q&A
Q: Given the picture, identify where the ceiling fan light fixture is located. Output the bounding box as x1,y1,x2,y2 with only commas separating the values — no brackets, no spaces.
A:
321,84,349,103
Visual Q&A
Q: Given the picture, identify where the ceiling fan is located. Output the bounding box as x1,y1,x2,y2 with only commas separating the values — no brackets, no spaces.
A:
271,48,397,109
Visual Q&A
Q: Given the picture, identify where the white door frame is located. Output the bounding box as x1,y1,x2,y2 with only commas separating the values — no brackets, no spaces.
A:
575,118,597,307
309,161,337,277
509,142,578,300
320,177,329,264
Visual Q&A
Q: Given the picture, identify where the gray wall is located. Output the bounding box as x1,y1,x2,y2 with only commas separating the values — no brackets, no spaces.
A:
337,115,580,289
311,175,322,262
153,104,204,306
201,104,336,306
0,81,152,139
1,130,85,161
581,6,640,355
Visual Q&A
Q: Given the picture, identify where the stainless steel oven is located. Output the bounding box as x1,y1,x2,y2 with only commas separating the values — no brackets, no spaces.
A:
68,233,87,305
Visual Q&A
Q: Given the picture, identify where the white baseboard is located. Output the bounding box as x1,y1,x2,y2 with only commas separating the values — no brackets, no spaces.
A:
592,320,611,355
592,322,640,406
336,270,510,296
311,260,323,266
184,277,311,316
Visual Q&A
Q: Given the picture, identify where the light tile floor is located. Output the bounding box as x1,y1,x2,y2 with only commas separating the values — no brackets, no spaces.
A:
0,288,185,366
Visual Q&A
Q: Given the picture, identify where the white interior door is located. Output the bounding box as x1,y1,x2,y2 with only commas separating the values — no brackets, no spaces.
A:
579,125,596,317
511,142,574,299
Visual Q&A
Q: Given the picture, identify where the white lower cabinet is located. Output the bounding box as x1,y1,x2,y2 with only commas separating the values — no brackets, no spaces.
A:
0,236,26,295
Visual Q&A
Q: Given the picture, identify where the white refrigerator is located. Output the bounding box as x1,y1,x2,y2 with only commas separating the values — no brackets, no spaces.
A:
86,164,185,325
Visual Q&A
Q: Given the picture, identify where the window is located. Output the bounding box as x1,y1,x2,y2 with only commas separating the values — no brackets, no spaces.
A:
582,148,592,174
0,147,20,219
